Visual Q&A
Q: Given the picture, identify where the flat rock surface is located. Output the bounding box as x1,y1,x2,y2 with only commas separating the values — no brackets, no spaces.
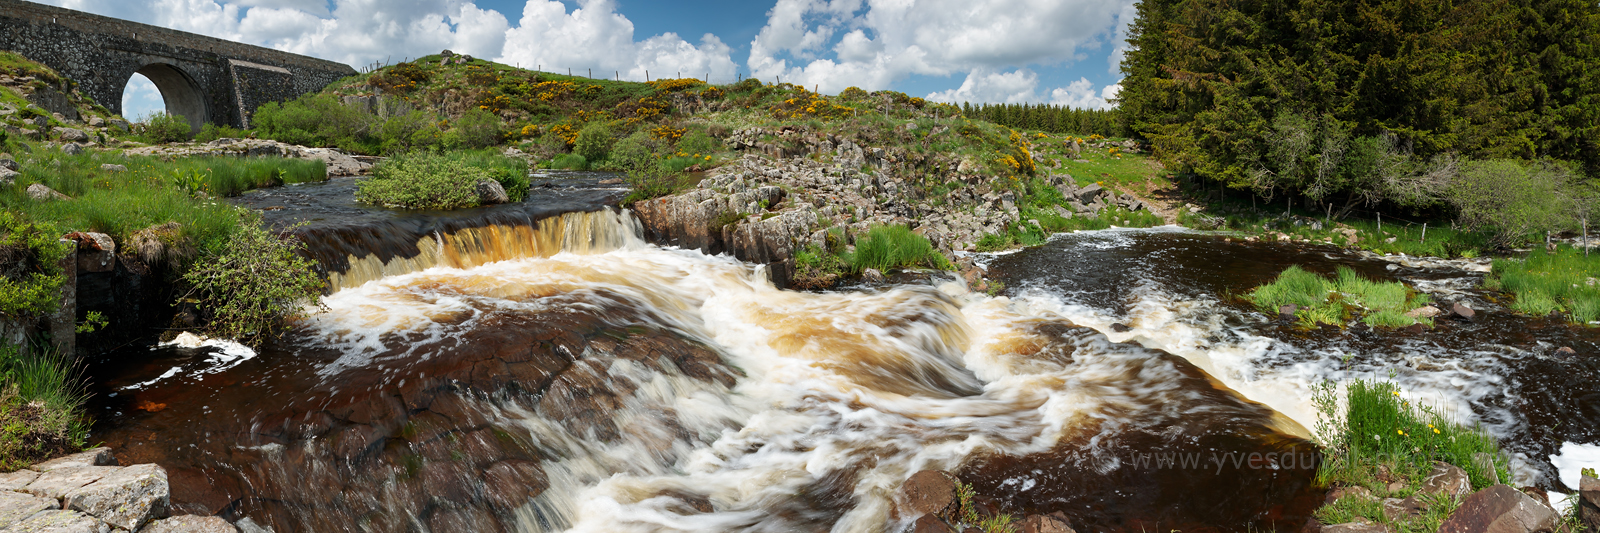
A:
140,515,239,533
63,463,168,530
0,490,58,529
1321,519,1389,533
0,509,109,532
1420,462,1470,497
29,449,115,473
0,471,40,491
20,467,119,500
897,470,956,518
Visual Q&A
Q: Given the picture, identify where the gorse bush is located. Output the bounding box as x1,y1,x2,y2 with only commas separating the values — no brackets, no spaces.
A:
1247,266,1433,328
850,225,952,272
183,216,325,345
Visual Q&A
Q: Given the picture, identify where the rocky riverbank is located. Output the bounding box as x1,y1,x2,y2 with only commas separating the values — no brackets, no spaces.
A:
0,447,269,532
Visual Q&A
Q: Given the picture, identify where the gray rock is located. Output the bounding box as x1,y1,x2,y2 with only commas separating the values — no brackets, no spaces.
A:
97,164,125,173
1451,302,1476,321
106,120,129,133
0,471,40,491
29,449,115,472
1076,183,1103,204
0,157,17,171
0,167,18,186
1437,484,1557,533
20,466,119,499
862,268,886,284
1420,461,1471,498
63,463,168,530
60,143,82,156
233,517,274,533
86,117,104,128
1382,496,1423,522
141,515,239,533
0,490,59,529
54,128,88,143
26,184,71,201
244,145,282,158
1053,205,1073,219
475,179,509,205
1474,453,1501,486
1,509,110,532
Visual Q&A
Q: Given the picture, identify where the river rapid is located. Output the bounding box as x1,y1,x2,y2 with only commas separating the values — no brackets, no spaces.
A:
82,203,1599,532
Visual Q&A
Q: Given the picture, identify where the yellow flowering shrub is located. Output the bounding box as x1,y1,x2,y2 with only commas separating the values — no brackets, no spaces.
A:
550,123,578,145
649,78,705,92
652,125,685,141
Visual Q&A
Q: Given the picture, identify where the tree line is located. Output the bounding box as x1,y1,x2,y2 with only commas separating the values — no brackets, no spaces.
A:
960,102,1126,138
1117,0,1600,244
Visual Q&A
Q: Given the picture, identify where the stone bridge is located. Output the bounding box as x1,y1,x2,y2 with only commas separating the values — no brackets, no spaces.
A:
0,0,356,132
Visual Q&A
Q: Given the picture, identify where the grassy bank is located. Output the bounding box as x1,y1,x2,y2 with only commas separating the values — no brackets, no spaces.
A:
1485,245,1600,323
791,225,950,289
1248,266,1434,328
0,344,88,471
1312,379,1508,532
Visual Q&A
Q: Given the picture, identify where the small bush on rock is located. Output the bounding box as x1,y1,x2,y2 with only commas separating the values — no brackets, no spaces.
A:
182,216,325,345
357,152,495,210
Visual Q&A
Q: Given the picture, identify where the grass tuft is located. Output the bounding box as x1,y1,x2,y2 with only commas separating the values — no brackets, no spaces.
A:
1488,245,1600,323
850,225,952,272
1247,266,1432,328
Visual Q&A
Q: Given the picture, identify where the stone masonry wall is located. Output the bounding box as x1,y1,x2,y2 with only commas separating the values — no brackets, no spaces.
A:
0,0,355,127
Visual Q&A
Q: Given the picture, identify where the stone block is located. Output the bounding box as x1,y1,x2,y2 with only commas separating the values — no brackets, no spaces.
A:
29,448,116,472
0,470,40,491
139,515,238,533
896,471,956,519
0,490,59,529
20,467,118,500
63,463,169,530
0,509,109,532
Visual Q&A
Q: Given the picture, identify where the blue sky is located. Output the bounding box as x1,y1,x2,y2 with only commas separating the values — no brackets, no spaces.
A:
56,0,1136,122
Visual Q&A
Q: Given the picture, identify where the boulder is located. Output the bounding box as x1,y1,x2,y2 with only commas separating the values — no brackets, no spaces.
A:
1437,485,1557,533
1420,462,1471,498
1382,496,1424,522
29,448,116,472
233,516,274,533
1280,304,1299,322
911,513,955,533
0,471,40,491
1580,475,1599,532
1325,486,1374,506
897,471,956,519
1053,205,1073,219
106,119,129,133
63,463,168,530
1450,302,1476,321
1019,513,1076,533
1075,183,1103,204
0,167,18,186
54,128,88,143
862,268,886,284
26,184,69,201
60,143,83,156
87,117,104,128
475,179,510,205
0,509,109,533
244,145,283,158
140,515,238,533
1406,306,1443,319
1474,453,1501,486
20,466,119,499
0,156,17,171
0,490,59,529
97,164,125,172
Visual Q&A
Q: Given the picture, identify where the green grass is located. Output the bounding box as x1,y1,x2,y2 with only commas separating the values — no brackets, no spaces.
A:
850,225,952,272
1311,379,1507,532
1247,266,1434,328
791,244,852,289
0,343,88,471
1486,245,1600,323
550,153,588,170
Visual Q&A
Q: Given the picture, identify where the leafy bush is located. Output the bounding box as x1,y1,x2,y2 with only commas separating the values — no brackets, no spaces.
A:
136,112,191,144
574,122,614,163
182,217,324,345
375,109,445,154
452,108,503,149
357,152,493,210
607,131,660,171
194,123,248,143
0,212,67,319
452,150,529,202
252,94,378,152
850,225,952,272
675,130,719,157
622,167,701,206
1445,159,1577,247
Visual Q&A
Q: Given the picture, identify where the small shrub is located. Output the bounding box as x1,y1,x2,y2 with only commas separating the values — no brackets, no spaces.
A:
608,131,659,171
0,212,68,319
1314,379,1509,495
850,225,952,272
137,112,192,143
1489,246,1600,323
358,152,488,210
675,130,718,157
574,122,614,163
622,167,701,206
0,344,87,471
182,217,325,345
453,108,503,149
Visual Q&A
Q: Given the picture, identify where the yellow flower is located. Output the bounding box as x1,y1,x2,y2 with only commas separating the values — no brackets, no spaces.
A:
1433,428,1440,434
1397,429,1404,435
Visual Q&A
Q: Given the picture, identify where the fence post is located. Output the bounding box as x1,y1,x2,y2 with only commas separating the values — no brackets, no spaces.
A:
1421,223,1426,243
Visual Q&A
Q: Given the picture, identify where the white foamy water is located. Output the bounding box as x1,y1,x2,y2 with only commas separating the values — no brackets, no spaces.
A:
124,332,259,391
293,217,1301,532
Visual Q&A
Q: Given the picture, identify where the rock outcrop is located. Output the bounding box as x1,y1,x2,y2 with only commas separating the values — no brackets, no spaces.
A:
124,138,373,176
1437,485,1558,533
0,447,263,532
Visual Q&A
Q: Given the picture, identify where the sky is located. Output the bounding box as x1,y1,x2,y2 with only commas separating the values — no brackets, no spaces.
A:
57,0,1137,121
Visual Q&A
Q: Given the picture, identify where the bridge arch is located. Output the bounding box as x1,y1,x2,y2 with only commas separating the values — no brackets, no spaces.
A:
126,62,208,134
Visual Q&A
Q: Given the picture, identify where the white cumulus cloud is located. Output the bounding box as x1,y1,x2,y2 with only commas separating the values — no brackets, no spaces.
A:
928,70,1120,109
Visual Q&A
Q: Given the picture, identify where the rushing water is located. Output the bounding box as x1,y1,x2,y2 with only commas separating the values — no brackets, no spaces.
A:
83,201,1599,532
